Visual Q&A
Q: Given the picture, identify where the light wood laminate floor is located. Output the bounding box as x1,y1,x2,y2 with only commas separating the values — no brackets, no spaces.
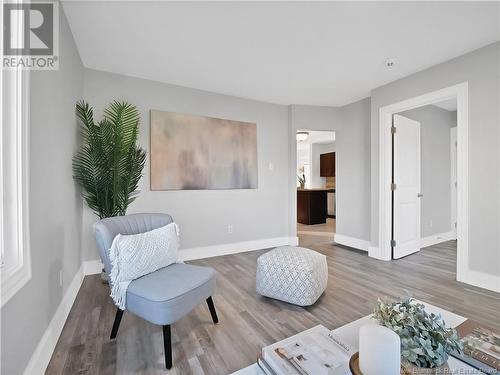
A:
46,240,500,375
297,218,336,234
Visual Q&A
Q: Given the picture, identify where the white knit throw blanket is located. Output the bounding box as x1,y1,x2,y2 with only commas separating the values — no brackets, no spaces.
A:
108,223,179,309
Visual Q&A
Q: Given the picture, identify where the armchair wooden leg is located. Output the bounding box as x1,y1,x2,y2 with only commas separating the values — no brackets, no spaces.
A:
163,325,172,369
110,308,124,339
206,296,219,324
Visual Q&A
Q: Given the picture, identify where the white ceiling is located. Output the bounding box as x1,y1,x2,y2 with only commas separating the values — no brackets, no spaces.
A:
62,1,500,106
433,98,457,111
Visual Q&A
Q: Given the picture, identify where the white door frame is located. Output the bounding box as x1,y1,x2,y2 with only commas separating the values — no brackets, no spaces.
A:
450,127,458,239
376,82,469,283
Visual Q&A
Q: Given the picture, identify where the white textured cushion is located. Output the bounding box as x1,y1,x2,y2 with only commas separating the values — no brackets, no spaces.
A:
256,246,328,306
109,222,179,309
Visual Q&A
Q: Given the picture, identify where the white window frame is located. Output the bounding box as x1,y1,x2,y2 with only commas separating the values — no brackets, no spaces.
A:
1,1,32,307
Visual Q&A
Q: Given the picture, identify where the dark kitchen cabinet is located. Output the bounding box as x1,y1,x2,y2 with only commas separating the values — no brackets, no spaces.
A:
320,152,335,177
297,190,327,225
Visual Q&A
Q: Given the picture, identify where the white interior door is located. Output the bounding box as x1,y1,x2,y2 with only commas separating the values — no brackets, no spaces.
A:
450,127,457,238
393,115,421,259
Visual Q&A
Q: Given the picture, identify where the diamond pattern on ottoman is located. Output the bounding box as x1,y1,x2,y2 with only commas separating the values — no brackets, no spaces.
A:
256,246,328,306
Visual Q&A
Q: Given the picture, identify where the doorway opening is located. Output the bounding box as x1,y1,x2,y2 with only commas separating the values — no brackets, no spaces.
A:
392,98,458,259
377,82,469,284
295,130,336,247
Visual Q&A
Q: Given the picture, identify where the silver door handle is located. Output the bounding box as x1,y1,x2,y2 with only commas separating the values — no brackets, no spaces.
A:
417,193,423,198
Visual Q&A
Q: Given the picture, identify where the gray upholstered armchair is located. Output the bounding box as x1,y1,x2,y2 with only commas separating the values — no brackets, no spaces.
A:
94,213,218,369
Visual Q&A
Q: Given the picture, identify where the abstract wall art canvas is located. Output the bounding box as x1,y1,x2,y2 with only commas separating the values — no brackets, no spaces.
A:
150,110,258,190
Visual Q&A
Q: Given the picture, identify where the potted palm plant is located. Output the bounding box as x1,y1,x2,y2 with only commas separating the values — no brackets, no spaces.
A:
73,100,146,279
73,100,146,218
374,298,463,374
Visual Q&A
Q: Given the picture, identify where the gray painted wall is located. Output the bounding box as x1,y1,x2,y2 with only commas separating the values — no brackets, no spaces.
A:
1,9,84,375
291,105,343,132
370,42,500,275
398,105,457,238
82,69,290,261
289,98,371,242
336,98,372,241
82,75,372,264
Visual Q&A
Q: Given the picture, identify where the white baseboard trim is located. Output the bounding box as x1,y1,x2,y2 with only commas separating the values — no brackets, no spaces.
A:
178,236,299,261
289,236,300,246
83,259,103,275
334,234,370,252
461,269,500,293
367,246,390,260
81,236,300,273
420,231,456,249
23,266,85,375
82,236,300,271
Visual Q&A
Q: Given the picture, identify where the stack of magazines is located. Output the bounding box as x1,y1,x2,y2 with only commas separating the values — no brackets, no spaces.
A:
258,325,353,375
453,320,500,373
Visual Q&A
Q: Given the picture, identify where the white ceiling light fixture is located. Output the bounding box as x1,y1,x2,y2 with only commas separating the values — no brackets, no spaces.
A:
296,132,309,142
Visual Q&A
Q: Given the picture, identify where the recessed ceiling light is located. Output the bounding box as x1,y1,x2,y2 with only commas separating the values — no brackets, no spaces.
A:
386,58,396,68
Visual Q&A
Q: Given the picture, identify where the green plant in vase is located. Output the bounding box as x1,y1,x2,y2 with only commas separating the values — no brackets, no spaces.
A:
297,165,306,189
374,298,463,374
297,174,306,189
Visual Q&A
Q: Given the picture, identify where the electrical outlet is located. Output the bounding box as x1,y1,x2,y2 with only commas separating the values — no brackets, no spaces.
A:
59,270,63,287
268,162,274,171
227,224,234,234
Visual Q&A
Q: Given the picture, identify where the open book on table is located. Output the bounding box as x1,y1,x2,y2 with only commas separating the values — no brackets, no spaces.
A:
260,325,353,375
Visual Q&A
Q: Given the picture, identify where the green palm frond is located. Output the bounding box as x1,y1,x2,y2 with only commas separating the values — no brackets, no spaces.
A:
73,100,146,219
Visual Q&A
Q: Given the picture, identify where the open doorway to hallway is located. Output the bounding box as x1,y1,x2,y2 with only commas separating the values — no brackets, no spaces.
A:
377,82,469,284
392,96,458,263
295,130,336,247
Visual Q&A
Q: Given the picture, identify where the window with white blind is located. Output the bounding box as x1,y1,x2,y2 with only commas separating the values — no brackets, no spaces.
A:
1,6,31,306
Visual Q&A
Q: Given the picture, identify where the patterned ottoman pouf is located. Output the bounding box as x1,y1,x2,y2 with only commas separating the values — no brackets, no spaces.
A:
256,246,328,306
